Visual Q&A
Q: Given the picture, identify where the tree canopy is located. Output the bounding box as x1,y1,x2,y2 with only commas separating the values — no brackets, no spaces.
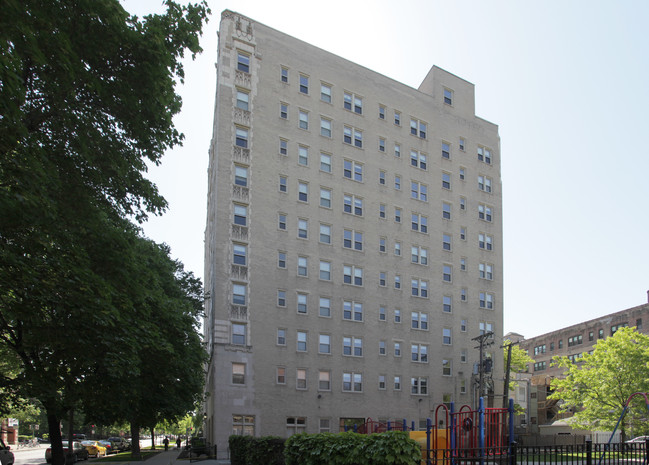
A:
0,1,210,463
549,326,649,439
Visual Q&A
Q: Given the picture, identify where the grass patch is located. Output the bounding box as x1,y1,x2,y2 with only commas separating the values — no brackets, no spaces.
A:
93,450,164,462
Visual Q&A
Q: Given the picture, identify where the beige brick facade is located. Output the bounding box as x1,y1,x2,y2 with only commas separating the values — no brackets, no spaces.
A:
204,10,503,457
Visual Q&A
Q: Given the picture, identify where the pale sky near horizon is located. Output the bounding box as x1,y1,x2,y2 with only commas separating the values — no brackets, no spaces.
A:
122,0,649,339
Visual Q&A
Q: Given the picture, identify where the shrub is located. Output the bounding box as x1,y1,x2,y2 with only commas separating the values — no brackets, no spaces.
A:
228,435,250,465
229,435,285,465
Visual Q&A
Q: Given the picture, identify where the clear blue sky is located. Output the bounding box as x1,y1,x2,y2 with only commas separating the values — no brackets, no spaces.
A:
123,0,649,339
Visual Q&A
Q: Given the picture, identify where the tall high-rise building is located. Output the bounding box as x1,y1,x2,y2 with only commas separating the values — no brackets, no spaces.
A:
204,10,503,457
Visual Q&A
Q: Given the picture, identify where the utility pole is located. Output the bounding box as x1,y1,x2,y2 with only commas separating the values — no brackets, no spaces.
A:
501,340,519,409
472,331,494,408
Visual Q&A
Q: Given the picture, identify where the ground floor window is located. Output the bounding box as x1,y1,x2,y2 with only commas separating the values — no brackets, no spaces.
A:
339,417,365,432
232,415,254,436
286,417,306,435
319,418,331,433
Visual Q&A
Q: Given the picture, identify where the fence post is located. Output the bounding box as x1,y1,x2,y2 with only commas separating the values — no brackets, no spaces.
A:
479,397,485,465
426,417,432,465
387,421,391,431
450,401,456,457
412,420,416,432
586,439,592,465
403,419,407,431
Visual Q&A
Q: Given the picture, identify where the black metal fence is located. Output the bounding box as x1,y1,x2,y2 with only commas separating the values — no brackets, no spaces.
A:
188,443,217,462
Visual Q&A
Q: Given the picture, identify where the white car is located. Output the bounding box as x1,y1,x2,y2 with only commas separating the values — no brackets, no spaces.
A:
0,438,14,465
626,435,649,443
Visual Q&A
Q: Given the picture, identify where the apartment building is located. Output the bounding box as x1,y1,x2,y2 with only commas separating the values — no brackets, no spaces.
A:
203,10,503,457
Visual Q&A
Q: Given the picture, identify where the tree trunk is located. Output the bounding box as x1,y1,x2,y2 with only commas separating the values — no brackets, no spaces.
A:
47,411,65,465
150,427,155,450
130,422,141,461
67,410,74,453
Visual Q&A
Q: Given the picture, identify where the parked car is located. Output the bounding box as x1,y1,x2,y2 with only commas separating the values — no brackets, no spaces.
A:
626,435,649,443
98,440,118,455
107,438,130,452
0,438,14,465
45,441,89,464
80,441,106,458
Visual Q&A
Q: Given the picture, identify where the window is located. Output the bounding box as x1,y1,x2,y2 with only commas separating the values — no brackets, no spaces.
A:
319,334,331,354
342,336,363,357
411,213,428,233
232,363,245,384
379,203,386,218
379,105,386,119
394,143,401,158
343,266,363,286
297,256,308,276
411,279,428,298
394,111,401,126
320,117,332,137
479,292,494,309
459,138,466,151
410,181,428,201
320,83,332,103
235,126,249,148
443,264,452,282
461,319,467,332
297,218,308,239
232,323,246,345
320,187,332,208
319,223,331,244
459,167,466,181
233,244,247,265
298,182,308,202
394,309,401,323
319,371,331,390
410,150,427,170
444,88,453,105
277,251,286,269
479,233,493,251
298,110,309,130
343,159,363,181
343,125,363,148
296,369,307,389
343,92,363,114
460,197,466,210
277,290,286,307
460,226,467,241
478,146,492,164
320,152,332,173
286,417,306,434
343,194,363,216
479,263,493,280
297,292,308,314
237,51,250,73
394,241,401,256
277,329,286,345
411,344,428,363
280,66,289,83
298,145,308,165
461,349,468,363
442,172,451,190
443,295,452,313
442,142,450,159
233,415,255,436
443,328,452,345
410,118,427,139
534,362,547,372
379,306,386,321
461,288,467,301
460,258,467,271
411,377,428,395
394,175,401,190
279,138,288,155
394,376,401,390
278,174,287,192
559,339,564,348
442,234,452,251
319,297,331,317
299,74,309,94
379,138,386,152
568,335,584,347
395,207,402,223
478,175,492,193
297,331,307,352
342,372,363,392
319,261,331,280
236,89,249,111
533,345,547,355
279,102,288,119
379,170,386,185
378,375,386,390
278,213,287,230
232,283,246,305
598,329,604,339
411,246,428,265
276,367,286,384
442,359,452,376
394,275,401,289
478,204,493,222
411,312,428,330
343,229,363,250
442,202,452,220
379,237,387,253
379,340,386,355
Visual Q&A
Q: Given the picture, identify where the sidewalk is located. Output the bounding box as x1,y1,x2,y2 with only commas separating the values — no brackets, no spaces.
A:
100,448,230,465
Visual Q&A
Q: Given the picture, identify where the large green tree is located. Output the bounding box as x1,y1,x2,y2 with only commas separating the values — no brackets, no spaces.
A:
0,1,209,463
549,326,649,440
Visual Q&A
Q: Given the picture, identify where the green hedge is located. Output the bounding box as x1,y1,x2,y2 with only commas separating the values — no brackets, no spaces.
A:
229,435,285,465
285,431,421,465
